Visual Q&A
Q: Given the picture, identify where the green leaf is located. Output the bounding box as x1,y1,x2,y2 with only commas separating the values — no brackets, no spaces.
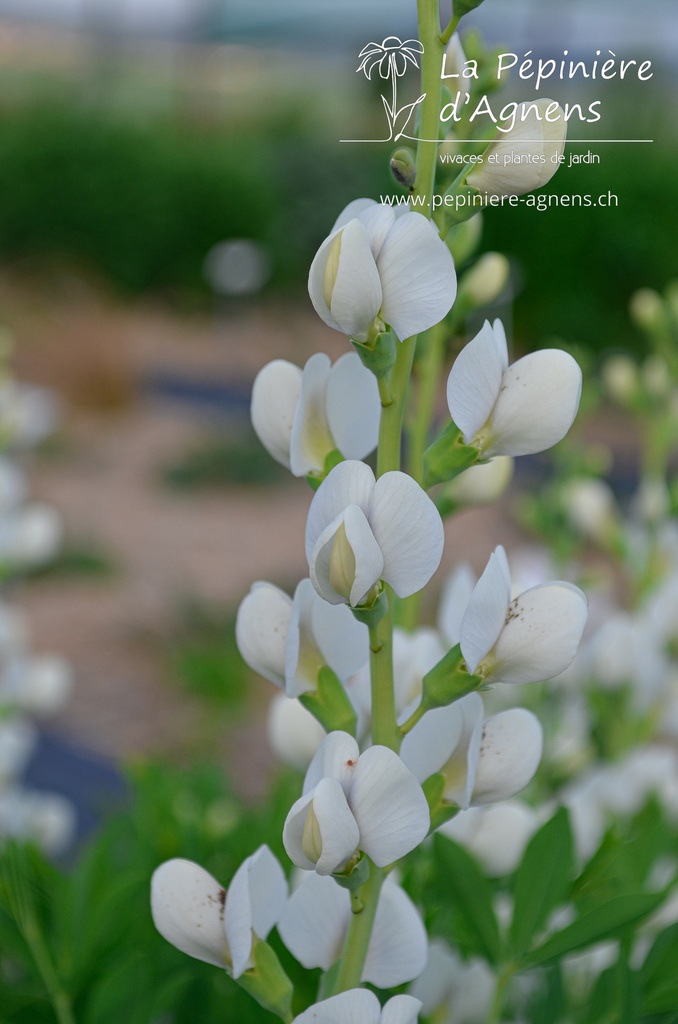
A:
431,834,502,965
510,807,574,957
523,893,666,969
587,955,640,1024
641,923,678,1015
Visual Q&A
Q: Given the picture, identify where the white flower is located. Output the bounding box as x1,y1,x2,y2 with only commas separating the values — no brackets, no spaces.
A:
437,564,477,647
466,100,566,197
0,787,75,856
0,503,62,567
150,846,287,979
459,252,510,307
460,545,588,684
305,460,444,607
443,32,467,81
439,800,539,876
447,319,582,457
293,990,422,1024
400,692,543,809
308,199,456,343
562,478,619,544
283,731,429,873
251,352,380,476
410,939,495,1023
0,655,73,716
267,694,326,770
236,578,367,697
440,456,513,508
0,718,36,783
279,872,427,987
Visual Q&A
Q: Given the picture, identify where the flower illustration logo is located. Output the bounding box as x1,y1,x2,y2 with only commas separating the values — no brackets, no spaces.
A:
356,37,426,142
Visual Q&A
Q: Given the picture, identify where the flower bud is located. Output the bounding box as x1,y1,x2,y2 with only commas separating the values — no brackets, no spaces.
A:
642,354,671,398
466,100,566,197
601,354,638,405
629,288,663,333
459,252,510,307
443,32,467,81
389,147,417,189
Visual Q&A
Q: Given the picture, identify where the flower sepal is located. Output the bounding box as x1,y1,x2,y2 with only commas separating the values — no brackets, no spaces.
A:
351,329,398,378
237,938,294,1023
443,183,482,226
305,449,344,492
423,421,480,489
350,585,389,628
423,773,461,832
420,642,484,712
453,0,486,16
298,665,358,737
330,851,371,894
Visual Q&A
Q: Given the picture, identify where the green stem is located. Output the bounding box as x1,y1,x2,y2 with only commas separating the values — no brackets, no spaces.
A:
19,909,76,1024
377,335,415,477
413,0,444,212
369,589,400,751
440,13,461,44
330,865,385,995
399,701,426,737
487,963,514,1024
407,322,447,486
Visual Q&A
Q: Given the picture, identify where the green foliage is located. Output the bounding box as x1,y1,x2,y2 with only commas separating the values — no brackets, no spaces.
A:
161,431,288,490
165,598,252,707
430,833,502,964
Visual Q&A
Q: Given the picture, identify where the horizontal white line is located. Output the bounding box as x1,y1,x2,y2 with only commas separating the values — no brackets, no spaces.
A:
340,138,654,144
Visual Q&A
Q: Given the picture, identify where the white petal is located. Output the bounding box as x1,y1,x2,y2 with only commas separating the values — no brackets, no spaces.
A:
325,352,381,462
437,564,476,647
442,801,538,876
235,582,292,688
303,730,360,795
381,995,423,1024
349,746,429,866
332,198,378,232
283,778,360,875
305,461,376,564
311,590,369,682
311,505,384,606
392,627,445,718
267,695,326,770
251,360,302,469
490,581,588,684
369,472,444,598
363,880,428,987
225,846,286,978
290,353,334,476
278,872,349,970
285,579,327,696
467,100,566,196
472,708,543,804
459,546,511,673
486,349,582,457
293,989,382,1024
328,220,384,341
446,320,507,444
400,701,467,784
359,203,398,259
378,213,457,340
151,859,229,969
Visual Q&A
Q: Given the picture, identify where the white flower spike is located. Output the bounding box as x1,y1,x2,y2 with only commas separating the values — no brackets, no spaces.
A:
460,545,588,685
279,872,427,987
447,318,582,458
150,846,286,979
466,99,566,197
293,990,422,1024
251,352,380,476
305,460,444,607
283,731,429,874
309,199,456,342
236,578,367,696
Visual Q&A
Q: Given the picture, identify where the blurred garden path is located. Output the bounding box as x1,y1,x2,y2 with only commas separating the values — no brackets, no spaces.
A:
4,275,523,796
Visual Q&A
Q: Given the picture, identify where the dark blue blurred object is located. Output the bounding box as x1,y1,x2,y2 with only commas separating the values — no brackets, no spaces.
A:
23,730,129,855
143,371,252,417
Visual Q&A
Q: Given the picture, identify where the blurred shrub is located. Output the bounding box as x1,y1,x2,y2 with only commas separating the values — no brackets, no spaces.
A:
161,430,288,490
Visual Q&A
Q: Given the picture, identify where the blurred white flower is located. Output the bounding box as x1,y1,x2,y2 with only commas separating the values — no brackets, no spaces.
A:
459,252,510,307
0,718,36,783
309,199,456,342
236,578,367,697
562,478,619,544
447,319,582,458
440,800,539,876
293,990,421,1024
440,456,513,508
400,692,543,809
279,872,427,987
466,100,566,197
151,846,287,979
460,545,588,685
283,731,429,874
305,461,444,607
0,503,62,567
267,694,326,771
0,655,73,716
0,787,76,856
251,352,380,476
410,938,495,1023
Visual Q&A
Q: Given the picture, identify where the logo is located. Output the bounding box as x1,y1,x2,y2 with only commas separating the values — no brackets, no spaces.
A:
347,37,426,143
